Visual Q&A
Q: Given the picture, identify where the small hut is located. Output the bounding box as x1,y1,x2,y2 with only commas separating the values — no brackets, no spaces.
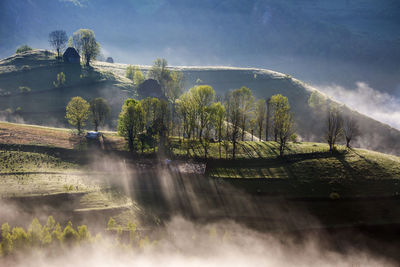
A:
106,57,114,63
63,47,80,64
137,79,165,98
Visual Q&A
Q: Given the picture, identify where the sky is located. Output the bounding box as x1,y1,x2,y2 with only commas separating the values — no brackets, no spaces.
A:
1,0,399,127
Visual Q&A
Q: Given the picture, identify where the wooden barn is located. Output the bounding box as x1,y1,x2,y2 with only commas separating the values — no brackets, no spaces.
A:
63,47,80,64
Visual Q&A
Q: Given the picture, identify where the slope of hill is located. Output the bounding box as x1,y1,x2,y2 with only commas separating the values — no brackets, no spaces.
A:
0,50,134,127
1,121,400,232
0,50,399,155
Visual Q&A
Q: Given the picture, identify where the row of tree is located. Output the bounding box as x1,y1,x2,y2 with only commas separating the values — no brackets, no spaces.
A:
0,217,147,257
116,84,295,158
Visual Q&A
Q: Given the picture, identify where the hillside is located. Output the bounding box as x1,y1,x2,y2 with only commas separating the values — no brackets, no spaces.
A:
0,50,399,155
1,121,400,232
0,50,134,126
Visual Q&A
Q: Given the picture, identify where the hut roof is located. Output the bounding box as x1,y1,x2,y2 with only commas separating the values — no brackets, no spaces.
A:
137,79,165,99
63,47,80,58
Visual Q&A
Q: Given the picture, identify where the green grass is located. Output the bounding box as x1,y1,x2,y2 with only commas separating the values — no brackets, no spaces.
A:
170,139,400,179
0,150,79,173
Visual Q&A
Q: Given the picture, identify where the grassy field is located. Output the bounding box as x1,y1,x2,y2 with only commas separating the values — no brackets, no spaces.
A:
0,121,399,233
1,121,399,181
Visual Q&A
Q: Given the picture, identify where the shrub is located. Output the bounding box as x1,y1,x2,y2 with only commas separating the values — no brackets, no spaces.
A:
53,72,66,88
14,107,22,115
21,65,31,72
18,86,31,93
329,192,340,200
16,45,32,54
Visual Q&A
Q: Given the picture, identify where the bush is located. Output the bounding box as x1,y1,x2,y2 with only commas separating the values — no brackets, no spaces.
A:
21,65,31,72
16,45,32,54
53,72,66,88
18,86,31,94
329,192,340,200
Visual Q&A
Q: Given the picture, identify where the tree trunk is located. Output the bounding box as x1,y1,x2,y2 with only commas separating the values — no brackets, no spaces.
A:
86,56,90,66
94,122,98,132
232,140,236,159
128,132,134,153
77,121,81,135
265,98,270,141
251,130,254,141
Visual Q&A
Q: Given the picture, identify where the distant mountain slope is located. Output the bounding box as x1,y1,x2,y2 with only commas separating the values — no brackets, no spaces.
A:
0,50,399,155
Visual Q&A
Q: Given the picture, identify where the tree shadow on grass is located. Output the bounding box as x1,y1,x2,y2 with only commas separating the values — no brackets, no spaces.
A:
350,149,392,179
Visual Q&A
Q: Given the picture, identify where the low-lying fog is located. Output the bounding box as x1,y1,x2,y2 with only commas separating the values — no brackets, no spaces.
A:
3,216,395,267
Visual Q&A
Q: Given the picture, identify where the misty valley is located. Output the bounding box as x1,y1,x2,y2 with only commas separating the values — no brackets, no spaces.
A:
1,1,400,266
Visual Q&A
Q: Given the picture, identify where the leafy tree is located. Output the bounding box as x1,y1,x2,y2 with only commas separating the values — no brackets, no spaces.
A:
117,99,145,152
1,232,13,256
126,65,145,86
65,96,90,134
127,222,137,244
77,225,91,243
214,102,226,158
177,92,197,140
62,222,79,245
343,115,358,148
148,58,170,92
225,90,242,158
28,218,42,246
53,72,66,88
191,85,215,139
250,118,256,141
89,97,110,131
71,29,100,66
165,70,183,103
326,105,343,152
51,223,63,245
46,216,56,232
16,44,32,54
255,99,266,140
11,227,29,251
49,30,68,58
107,217,116,230
41,226,52,247
265,97,271,141
148,58,183,102
270,94,295,157
237,86,254,141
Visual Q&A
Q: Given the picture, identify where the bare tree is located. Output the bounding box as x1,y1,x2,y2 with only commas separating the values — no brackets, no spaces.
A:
326,106,343,152
343,115,358,148
49,30,68,58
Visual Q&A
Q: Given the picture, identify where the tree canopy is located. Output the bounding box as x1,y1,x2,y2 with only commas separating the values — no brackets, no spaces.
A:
89,98,110,131
65,96,90,134
71,29,100,66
